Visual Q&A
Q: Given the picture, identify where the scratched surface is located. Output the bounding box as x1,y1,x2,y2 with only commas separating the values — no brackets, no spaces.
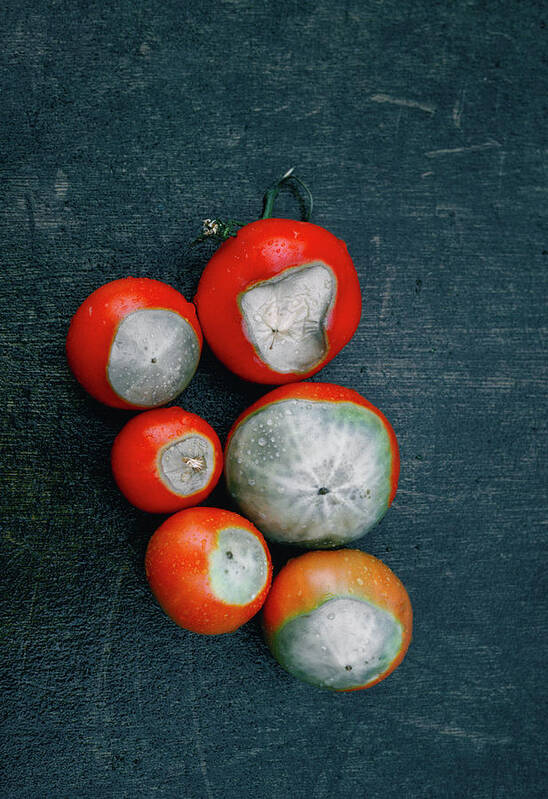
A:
0,1,546,797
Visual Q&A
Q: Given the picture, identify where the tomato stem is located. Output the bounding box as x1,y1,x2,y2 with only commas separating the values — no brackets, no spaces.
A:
261,167,314,221
193,169,313,245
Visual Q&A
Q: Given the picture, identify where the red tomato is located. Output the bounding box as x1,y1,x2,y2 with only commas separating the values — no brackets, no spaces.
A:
224,382,399,547
194,218,361,383
111,407,223,513
66,277,202,409
263,549,412,691
145,507,273,634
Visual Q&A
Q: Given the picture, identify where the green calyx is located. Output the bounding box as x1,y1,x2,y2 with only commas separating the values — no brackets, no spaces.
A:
192,218,245,244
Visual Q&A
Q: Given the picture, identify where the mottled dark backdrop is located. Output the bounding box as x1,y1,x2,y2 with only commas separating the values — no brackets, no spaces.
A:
1,1,546,797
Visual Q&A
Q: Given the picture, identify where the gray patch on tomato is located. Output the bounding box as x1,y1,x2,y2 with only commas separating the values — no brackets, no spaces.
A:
239,262,335,373
271,597,402,690
159,434,215,496
107,309,200,407
208,527,269,606
225,399,393,546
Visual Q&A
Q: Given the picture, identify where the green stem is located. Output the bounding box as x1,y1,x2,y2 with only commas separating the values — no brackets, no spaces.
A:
193,169,314,245
261,167,314,221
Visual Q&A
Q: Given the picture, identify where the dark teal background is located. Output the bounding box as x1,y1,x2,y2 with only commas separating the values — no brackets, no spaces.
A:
1,1,546,797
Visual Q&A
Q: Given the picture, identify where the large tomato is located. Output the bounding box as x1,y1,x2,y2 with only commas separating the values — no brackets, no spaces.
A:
194,218,361,384
111,407,223,513
145,507,273,635
66,277,202,409
263,549,412,691
224,382,399,547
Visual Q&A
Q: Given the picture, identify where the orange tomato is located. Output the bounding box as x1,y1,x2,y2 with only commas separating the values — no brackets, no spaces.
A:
225,382,400,547
194,218,361,384
263,549,412,691
145,507,273,635
66,277,202,408
111,407,222,513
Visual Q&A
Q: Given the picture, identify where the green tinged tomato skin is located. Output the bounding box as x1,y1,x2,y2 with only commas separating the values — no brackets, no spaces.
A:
267,596,403,691
208,527,269,607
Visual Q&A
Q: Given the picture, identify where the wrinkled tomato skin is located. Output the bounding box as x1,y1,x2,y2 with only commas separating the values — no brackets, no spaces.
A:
111,407,223,514
225,382,399,505
66,277,202,408
145,507,273,635
194,218,362,384
262,549,413,692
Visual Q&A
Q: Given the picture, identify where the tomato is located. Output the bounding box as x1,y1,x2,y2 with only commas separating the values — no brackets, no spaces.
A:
224,382,399,547
66,277,202,409
111,407,222,513
193,171,361,384
262,549,412,691
145,507,273,634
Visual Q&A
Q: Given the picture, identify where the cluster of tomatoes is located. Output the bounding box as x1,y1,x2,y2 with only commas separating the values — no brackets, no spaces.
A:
66,171,412,692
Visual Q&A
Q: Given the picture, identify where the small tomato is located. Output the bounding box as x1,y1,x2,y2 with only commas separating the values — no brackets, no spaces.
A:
263,549,412,691
145,507,272,634
66,277,202,409
224,382,399,547
111,407,222,513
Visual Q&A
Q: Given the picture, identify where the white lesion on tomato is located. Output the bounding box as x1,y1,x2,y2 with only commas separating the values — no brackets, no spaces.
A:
272,597,403,690
208,527,269,606
107,308,201,407
239,262,336,373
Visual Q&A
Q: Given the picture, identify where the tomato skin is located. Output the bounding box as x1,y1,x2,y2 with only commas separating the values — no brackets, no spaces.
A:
66,277,202,409
111,407,223,513
225,382,399,506
145,507,273,635
194,218,362,384
263,549,412,691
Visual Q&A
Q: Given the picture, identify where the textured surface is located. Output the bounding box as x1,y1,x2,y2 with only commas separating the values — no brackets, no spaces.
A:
0,1,546,797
